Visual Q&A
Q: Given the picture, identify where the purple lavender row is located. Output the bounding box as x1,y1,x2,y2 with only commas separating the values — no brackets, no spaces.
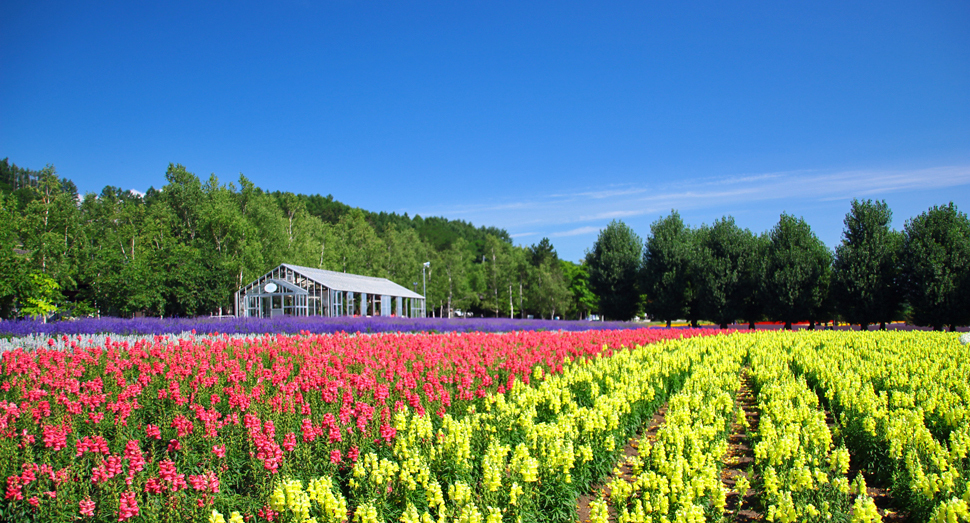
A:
0,316,646,338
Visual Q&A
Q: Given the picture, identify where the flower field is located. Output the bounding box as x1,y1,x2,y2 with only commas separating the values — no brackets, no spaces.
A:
1,328,968,523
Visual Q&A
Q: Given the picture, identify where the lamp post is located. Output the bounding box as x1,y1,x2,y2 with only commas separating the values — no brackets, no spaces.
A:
422,262,430,318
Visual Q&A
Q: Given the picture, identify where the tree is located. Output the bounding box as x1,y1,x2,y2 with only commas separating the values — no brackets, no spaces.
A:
641,211,691,327
19,166,81,292
739,233,770,329
481,235,516,317
561,260,598,320
427,237,476,317
586,220,642,321
0,193,30,318
900,203,970,331
525,239,571,319
326,209,387,277
695,217,756,329
20,272,62,322
764,214,832,329
382,225,428,292
831,199,903,330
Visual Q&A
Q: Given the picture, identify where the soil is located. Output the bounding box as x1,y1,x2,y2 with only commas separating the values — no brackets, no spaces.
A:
575,403,668,523
722,367,763,522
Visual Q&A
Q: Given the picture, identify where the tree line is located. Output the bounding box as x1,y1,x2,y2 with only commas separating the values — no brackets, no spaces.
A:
3,157,967,329
585,201,970,330
0,159,595,321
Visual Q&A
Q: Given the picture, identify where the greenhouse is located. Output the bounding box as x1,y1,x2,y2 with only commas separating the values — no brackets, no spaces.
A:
235,263,426,318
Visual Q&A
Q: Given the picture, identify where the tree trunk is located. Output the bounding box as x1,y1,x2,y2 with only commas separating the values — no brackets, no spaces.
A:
690,319,698,328
808,321,815,330
666,320,671,328
879,322,886,330
860,322,868,331
784,321,792,330
748,321,756,330
720,322,728,329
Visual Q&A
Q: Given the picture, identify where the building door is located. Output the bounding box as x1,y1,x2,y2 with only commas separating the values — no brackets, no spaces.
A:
271,295,283,317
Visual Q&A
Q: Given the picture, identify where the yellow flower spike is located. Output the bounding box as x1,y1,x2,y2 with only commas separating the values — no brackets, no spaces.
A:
228,512,244,523
589,499,609,523
209,510,226,523
850,495,883,523
401,503,421,523
485,506,503,523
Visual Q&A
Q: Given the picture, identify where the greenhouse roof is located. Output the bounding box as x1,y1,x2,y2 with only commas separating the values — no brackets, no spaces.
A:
281,264,424,299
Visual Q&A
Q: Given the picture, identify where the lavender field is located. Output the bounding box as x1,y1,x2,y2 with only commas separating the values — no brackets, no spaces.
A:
0,315,643,339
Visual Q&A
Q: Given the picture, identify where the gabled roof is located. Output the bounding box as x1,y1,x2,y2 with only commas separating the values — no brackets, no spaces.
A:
282,264,424,299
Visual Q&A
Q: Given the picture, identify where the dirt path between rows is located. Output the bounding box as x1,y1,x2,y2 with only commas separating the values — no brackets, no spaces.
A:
575,403,668,523
722,367,763,522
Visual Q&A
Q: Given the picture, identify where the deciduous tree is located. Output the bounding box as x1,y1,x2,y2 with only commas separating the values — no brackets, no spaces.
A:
586,220,642,321
900,203,970,331
832,199,902,330
764,214,832,329
641,212,691,327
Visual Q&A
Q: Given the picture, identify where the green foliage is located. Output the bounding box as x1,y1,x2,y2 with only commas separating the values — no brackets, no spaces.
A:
641,211,692,327
764,214,832,329
20,272,62,321
1,159,524,319
900,202,970,331
586,220,642,321
561,260,598,320
693,217,757,329
5,156,968,329
739,233,770,328
525,239,571,319
832,199,903,329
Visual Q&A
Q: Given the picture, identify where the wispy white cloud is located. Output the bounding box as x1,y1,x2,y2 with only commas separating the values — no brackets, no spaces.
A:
550,225,603,237
509,231,538,238
415,165,970,243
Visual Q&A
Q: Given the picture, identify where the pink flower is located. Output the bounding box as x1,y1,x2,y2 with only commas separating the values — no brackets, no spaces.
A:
379,423,397,444
5,475,23,501
79,497,95,517
167,439,181,453
330,449,342,464
42,423,69,451
282,432,297,452
145,424,161,440
117,491,139,521
212,444,226,458
124,440,145,474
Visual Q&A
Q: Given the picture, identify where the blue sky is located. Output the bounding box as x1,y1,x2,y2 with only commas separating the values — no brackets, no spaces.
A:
2,1,968,262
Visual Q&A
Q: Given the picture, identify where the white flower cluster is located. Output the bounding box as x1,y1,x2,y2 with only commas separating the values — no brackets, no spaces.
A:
0,331,254,353
960,332,970,346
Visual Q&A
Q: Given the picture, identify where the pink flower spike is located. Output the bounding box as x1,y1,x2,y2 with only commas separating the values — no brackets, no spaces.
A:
79,497,95,517
117,491,139,521
212,444,226,458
